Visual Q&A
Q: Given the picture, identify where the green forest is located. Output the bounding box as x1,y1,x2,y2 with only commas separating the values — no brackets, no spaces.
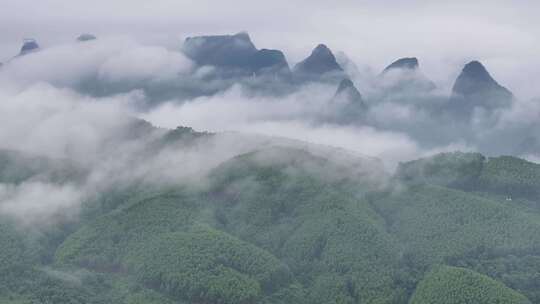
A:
2,134,540,304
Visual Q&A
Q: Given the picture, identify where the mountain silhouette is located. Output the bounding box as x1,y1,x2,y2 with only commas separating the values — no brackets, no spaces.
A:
183,32,290,77
375,57,436,98
382,57,419,72
77,34,97,42
329,78,368,123
449,60,513,116
293,44,345,82
19,39,40,56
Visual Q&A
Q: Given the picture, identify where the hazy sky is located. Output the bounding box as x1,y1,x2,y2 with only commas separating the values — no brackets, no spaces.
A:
1,0,539,98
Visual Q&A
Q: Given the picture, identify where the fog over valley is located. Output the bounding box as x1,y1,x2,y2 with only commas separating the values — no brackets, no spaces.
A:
1,1,540,304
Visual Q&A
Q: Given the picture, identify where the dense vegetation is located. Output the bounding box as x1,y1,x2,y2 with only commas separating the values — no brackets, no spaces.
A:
410,266,530,304
207,148,402,304
397,152,540,202
125,228,292,304
373,184,540,267
2,144,540,303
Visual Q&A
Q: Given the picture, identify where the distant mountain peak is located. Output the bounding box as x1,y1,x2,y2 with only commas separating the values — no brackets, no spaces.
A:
312,44,333,56
251,49,290,75
449,60,513,114
184,32,256,51
77,33,97,42
458,61,494,84
383,57,419,72
375,57,436,95
233,31,251,41
452,60,512,97
183,32,257,68
336,78,355,93
182,32,290,78
19,39,39,56
333,78,365,106
293,44,343,78
330,78,368,122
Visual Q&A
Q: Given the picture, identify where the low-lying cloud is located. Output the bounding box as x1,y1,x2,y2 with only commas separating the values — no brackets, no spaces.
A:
0,182,82,226
0,37,193,92
0,33,538,227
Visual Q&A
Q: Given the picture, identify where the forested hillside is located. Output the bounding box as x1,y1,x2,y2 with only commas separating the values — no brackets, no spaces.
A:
1,137,540,304
410,266,531,304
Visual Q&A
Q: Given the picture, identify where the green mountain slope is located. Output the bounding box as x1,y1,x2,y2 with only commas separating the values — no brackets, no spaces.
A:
2,140,540,304
397,152,540,202
55,188,300,303
373,184,540,268
207,147,403,303
410,266,530,304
